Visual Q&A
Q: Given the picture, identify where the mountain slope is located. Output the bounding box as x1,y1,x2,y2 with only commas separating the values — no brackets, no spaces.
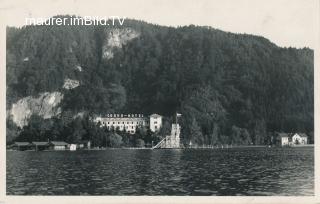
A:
6,17,314,145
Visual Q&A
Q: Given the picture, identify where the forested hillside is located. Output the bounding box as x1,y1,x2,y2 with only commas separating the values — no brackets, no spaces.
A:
6,16,314,146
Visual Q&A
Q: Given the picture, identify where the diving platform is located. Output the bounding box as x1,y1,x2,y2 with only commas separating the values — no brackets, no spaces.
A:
152,123,181,149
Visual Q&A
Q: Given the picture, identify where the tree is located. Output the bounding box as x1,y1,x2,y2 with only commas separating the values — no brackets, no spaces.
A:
109,132,123,147
68,118,86,143
119,132,133,147
189,117,203,146
6,116,20,144
210,123,219,146
230,125,242,145
230,125,252,145
253,119,267,145
135,139,145,148
135,126,147,141
18,114,44,142
240,128,252,145
308,132,314,144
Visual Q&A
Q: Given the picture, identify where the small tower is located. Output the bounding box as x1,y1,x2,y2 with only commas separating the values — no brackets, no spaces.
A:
149,114,162,132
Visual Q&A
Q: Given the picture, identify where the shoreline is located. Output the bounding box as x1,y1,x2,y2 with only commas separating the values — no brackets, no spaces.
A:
6,144,314,152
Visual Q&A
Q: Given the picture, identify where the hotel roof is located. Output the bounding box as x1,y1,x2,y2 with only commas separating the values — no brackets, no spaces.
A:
150,113,161,118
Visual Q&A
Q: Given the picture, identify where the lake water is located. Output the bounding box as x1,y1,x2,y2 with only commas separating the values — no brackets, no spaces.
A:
6,147,314,196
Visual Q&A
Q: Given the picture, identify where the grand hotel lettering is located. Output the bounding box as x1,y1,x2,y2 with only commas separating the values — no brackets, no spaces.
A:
105,114,144,118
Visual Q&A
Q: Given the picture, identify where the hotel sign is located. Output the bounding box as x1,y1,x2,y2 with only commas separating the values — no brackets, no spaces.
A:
105,114,144,118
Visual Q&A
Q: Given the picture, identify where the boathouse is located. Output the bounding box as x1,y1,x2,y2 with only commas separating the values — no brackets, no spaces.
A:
12,142,33,151
49,141,69,150
32,142,49,151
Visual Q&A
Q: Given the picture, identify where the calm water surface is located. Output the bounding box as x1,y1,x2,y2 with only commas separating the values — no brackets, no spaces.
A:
7,147,314,195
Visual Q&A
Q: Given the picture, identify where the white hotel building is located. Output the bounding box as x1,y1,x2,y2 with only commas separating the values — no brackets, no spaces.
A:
94,113,162,134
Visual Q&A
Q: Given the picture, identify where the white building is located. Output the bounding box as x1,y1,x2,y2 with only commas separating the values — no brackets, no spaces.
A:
280,133,289,146
279,133,308,146
94,113,162,134
291,133,308,145
149,114,162,132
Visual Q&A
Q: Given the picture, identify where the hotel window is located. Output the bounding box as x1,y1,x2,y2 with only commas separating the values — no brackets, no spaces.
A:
118,122,120,124
113,122,115,124
107,122,110,124
154,121,157,124
155,125,158,129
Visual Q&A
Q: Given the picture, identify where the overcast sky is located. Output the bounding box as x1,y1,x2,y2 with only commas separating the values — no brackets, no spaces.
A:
1,0,317,48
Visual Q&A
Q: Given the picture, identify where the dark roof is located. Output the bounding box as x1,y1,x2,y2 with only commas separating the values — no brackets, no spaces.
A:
14,142,31,146
296,133,308,138
32,142,49,146
278,133,308,138
50,141,69,146
278,133,289,138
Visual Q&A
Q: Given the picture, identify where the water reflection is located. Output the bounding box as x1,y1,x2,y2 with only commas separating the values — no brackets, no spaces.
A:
6,147,314,195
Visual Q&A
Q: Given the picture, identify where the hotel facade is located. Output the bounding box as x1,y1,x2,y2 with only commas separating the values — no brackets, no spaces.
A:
94,113,162,134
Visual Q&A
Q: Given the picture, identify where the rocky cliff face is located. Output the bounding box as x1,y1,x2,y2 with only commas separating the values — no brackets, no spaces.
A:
10,92,63,128
102,28,139,59
63,78,80,89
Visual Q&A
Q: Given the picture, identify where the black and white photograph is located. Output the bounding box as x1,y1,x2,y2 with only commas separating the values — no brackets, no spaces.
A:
1,0,319,202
